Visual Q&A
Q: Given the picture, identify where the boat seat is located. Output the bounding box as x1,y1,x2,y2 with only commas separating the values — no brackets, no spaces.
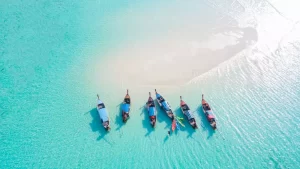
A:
124,98,130,104
182,105,190,111
98,103,105,109
148,101,155,107
158,97,165,102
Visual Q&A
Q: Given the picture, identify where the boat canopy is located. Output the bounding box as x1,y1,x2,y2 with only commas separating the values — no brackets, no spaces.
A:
149,107,156,116
156,93,165,102
185,110,194,120
161,101,170,111
204,109,215,118
206,110,214,115
122,103,130,113
182,104,190,111
97,100,109,122
208,114,215,119
155,93,169,110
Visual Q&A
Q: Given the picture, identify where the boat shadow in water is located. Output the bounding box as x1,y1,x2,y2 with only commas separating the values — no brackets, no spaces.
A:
163,135,169,144
196,105,215,139
155,101,173,130
174,108,196,138
88,108,110,143
115,102,124,131
141,104,154,137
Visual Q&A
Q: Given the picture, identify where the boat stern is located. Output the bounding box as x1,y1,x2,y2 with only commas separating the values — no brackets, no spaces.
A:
150,116,156,127
167,110,175,120
191,122,198,129
122,112,129,123
193,124,198,129
103,121,111,131
189,119,198,129
105,126,111,131
211,121,217,130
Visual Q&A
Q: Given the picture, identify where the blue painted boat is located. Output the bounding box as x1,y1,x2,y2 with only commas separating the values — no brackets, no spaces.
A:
180,96,198,129
96,95,110,131
121,89,131,123
146,92,156,127
202,94,217,130
155,89,175,121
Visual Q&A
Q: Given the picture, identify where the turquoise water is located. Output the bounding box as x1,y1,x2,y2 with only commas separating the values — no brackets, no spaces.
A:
1,0,300,168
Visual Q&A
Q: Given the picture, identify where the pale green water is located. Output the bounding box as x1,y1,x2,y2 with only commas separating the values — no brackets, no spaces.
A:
1,0,300,168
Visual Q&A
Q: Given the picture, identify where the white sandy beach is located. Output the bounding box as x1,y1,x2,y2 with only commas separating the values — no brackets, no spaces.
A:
86,0,298,92
95,26,257,89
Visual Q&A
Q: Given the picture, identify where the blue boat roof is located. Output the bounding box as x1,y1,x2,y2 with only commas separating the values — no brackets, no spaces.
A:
98,108,109,122
149,107,156,116
156,93,161,98
97,99,108,121
185,110,194,119
162,101,170,111
122,103,130,113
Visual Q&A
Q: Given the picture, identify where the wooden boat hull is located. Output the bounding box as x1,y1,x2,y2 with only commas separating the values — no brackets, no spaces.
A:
147,95,157,127
122,91,131,123
97,98,110,131
101,119,110,131
180,98,198,129
182,110,198,129
202,108,216,130
202,97,217,130
155,90,175,120
157,101,174,119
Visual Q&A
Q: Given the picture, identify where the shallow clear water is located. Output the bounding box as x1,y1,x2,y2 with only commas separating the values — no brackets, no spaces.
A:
1,0,300,168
